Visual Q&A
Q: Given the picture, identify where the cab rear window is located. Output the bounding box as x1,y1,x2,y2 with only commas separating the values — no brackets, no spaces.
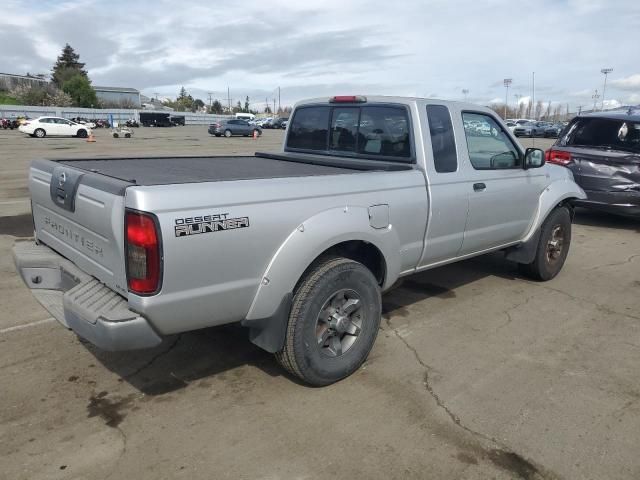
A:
286,105,412,161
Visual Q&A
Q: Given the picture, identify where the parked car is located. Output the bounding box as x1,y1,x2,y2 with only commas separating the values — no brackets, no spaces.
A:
281,119,288,129
544,123,565,138
513,121,545,137
208,119,262,137
18,116,91,138
13,95,584,387
505,121,517,133
78,120,96,129
546,110,640,216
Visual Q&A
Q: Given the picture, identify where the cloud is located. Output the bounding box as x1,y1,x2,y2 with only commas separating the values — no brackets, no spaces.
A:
1,0,639,109
611,74,640,91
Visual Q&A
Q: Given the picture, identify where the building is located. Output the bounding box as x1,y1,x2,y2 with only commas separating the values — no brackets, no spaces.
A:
93,86,141,108
0,72,48,91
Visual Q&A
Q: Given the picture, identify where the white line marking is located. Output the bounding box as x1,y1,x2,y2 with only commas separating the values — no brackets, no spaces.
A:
0,317,55,334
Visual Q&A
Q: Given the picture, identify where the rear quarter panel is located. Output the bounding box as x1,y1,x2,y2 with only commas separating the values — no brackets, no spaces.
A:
126,169,428,335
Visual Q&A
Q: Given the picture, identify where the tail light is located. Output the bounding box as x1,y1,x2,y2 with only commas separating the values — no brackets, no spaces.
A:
545,148,573,166
126,211,162,295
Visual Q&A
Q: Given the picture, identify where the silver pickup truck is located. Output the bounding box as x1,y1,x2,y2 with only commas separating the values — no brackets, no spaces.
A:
14,96,585,386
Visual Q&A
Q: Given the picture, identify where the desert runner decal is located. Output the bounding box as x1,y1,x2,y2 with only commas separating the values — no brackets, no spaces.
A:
174,213,249,237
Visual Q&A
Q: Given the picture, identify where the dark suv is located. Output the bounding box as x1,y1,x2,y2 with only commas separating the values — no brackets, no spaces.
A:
546,110,640,216
208,119,262,137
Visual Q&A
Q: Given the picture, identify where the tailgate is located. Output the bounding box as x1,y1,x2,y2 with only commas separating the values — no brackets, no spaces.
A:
29,159,132,297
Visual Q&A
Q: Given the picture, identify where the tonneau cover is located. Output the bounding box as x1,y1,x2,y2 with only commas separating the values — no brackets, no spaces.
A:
57,155,359,185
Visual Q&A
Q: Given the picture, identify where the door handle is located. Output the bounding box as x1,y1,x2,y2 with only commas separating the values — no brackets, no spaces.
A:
473,182,486,192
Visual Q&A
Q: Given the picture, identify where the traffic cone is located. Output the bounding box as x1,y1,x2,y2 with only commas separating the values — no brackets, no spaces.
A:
86,131,96,143
253,129,258,140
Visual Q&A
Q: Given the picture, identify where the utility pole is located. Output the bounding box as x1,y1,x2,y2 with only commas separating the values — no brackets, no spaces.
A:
273,98,276,116
462,89,469,101
265,97,269,113
278,86,281,113
514,94,522,116
227,87,231,113
600,68,613,111
592,89,600,112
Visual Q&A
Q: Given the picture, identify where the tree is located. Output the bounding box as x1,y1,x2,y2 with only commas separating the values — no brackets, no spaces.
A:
52,44,87,87
264,104,272,114
233,100,242,113
244,96,250,113
534,100,543,120
209,100,224,114
62,75,98,107
193,98,205,111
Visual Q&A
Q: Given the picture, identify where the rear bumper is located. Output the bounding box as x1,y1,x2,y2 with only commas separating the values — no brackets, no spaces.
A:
12,241,162,351
573,190,640,217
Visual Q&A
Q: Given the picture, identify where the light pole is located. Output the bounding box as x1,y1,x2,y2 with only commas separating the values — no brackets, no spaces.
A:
503,78,512,118
592,89,600,112
462,89,469,101
600,68,613,111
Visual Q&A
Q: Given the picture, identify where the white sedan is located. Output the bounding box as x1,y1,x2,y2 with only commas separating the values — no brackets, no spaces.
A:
19,116,91,138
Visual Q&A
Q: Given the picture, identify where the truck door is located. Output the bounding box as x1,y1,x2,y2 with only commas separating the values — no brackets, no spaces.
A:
457,111,547,255
419,104,469,266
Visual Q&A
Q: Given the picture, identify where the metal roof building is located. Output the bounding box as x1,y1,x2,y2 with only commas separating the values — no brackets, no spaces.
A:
93,86,141,108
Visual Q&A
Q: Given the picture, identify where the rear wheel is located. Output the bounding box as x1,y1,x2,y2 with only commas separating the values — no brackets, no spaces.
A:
519,207,571,281
125,133,131,138
224,129,232,138
112,132,119,138
34,128,46,138
276,256,381,386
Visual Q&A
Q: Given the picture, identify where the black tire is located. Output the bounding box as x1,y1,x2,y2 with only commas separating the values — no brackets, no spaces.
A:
215,134,221,137
519,207,571,281
34,128,46,138
125,133,131,138
112,133,119,138
276,256,381,386
76,129,87,138
224,129,232,138
253,129,261,137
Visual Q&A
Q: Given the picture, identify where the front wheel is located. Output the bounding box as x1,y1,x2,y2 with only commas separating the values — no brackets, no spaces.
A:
34,128,46,138
519,207,571,281
76,129,88,138
276,256,381,386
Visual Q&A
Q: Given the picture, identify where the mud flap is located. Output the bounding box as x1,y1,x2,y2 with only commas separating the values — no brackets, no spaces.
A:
241,293,292,353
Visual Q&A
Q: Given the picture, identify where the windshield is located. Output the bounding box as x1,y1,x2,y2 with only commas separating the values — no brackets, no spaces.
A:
560,117,640,154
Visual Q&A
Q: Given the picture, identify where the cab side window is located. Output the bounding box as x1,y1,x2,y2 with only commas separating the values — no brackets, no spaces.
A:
462,112,520,169
426,105,457,173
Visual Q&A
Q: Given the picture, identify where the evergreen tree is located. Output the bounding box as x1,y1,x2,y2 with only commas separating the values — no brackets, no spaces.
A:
210,100,223,114
52,44,87,87
244,96,250,113
62,75,98,108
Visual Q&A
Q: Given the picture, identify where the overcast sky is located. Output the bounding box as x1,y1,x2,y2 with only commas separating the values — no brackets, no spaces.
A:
2,0,639,112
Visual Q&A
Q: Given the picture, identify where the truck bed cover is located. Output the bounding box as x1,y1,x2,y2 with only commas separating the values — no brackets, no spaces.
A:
54,155,362,186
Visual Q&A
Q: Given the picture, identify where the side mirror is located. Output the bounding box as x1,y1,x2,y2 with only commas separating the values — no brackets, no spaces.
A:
524,147,545,169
